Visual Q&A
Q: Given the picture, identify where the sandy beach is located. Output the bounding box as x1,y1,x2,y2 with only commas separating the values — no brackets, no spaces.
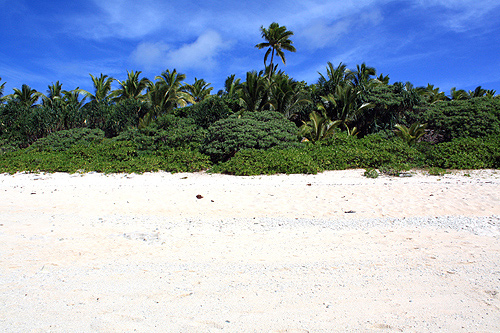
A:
1,169,499,331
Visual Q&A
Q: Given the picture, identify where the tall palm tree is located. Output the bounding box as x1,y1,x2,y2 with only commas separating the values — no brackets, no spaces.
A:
255,22,296,78
83,73,115,104
5,84,43,107
153,69,193,111
113,70,150,102
184,78,213,104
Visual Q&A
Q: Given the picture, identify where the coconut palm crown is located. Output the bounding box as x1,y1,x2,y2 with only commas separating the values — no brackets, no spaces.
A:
255,22,296,76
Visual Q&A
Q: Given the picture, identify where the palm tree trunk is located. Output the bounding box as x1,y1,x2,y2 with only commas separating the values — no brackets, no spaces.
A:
269,48,275,79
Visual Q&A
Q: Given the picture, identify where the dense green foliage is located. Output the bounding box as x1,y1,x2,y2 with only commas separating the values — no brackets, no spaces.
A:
415,97,500,141
201,111,300,162
420,136,500,169
210,147,320,175
1,132,499,175
113,114,206,151
178,96,232,129
0,22,499,175
0,140,211,174
27,128,105,152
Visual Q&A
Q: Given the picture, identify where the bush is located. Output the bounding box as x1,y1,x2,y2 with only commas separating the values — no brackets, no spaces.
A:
210,147,320,175
179,96,232,129
113,114,207,151
0,140,212,174
364,168,379,178
421,136,500,169
26,128,105,152
103,99,149,137
415,97,500,141
306,133,425,171
210,133,427,175
202,111,300,162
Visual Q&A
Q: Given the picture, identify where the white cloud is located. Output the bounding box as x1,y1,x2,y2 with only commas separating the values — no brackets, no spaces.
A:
131,31,227,71
413,0,500,31
70,0,172,40
300,9,383,50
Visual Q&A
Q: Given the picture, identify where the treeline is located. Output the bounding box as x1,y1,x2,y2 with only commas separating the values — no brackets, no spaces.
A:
0,61,499,174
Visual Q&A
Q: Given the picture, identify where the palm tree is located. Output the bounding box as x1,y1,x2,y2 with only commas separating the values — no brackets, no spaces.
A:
485,89,497,98
62,88,87,109
238,71,269,113
316,93,338,120
140,69,193,127
374,73,390,85
394,122,427,145
113,70,150,102
218,74,242,98
349,63,377,91
449,87,468,100
417,84,447,104
0,77,6,102
299,111,341,143
467,86,486,98
83,73,115,104
184,78,213,103
269,74,310,119
42,81,64,107
319,84,374,130
5,84,43,107
255,22,296,78
318,62,351,89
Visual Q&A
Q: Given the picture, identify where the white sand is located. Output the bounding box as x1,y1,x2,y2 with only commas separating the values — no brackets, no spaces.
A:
1,169,499,331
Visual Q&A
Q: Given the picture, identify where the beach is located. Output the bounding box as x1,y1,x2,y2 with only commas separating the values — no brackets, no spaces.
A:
1,169,499,331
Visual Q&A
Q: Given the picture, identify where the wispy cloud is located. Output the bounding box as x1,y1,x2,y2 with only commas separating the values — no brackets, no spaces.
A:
413,0,500,32
299,9,383,50
69,0,173,40
131,30,228,72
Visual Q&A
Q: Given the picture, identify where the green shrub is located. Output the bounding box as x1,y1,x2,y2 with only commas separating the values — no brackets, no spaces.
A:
103,99,149,137
306,133,424,171
0,140,211,174
415,97,500,141
210,147,320,175
113,114,207,151
202,111,300,162
427,167,447,176
26,128,105,152
364,168,379,178
378,164,410,177
422,136,500,169
0,138,23,153
179,96,232,129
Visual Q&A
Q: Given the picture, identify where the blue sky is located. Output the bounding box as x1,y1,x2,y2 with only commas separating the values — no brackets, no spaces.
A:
1,0,499,97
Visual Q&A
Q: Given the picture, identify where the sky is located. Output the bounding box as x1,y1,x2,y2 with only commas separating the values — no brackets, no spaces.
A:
1,0,499,98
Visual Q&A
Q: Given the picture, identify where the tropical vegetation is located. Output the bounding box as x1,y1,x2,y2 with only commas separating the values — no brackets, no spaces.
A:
1,23,499,175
